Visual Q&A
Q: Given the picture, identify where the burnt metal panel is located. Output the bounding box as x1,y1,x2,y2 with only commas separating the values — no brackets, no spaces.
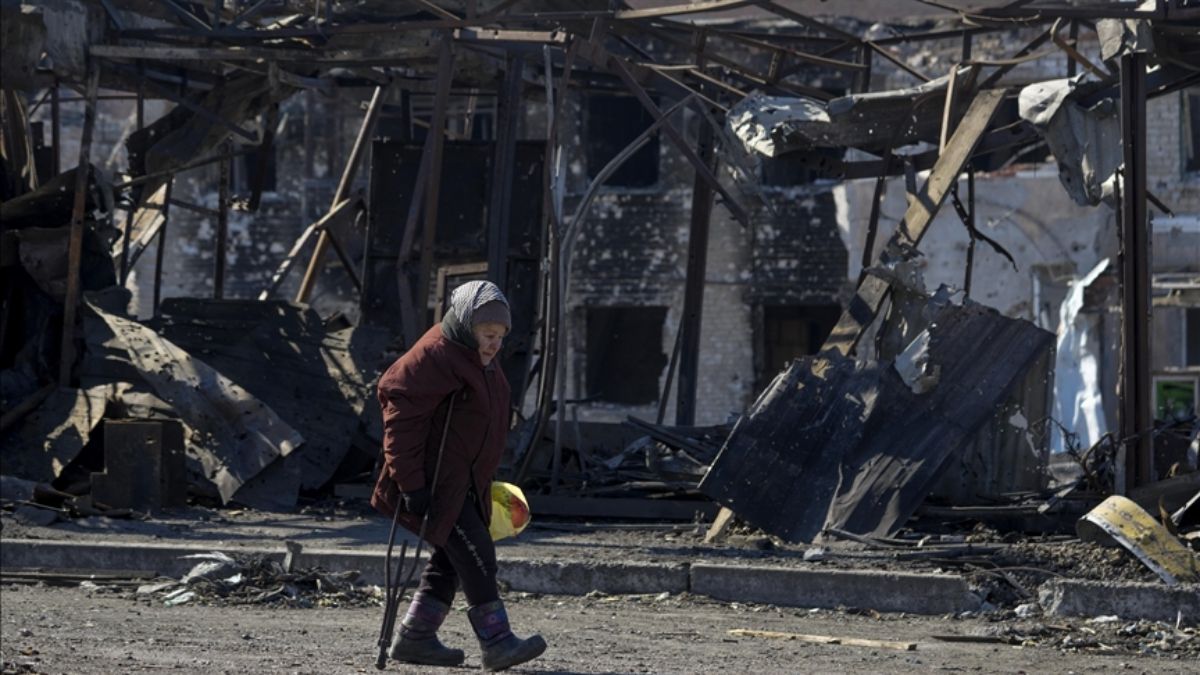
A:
699,302,1055,543
148,299,389,503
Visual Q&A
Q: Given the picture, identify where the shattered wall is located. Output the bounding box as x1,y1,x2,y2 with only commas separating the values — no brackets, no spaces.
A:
122,93,366,320
563,179,847,426
836,170,1117,319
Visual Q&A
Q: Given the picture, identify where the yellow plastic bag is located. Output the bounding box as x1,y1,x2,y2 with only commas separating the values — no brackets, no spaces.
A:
489,481,531,541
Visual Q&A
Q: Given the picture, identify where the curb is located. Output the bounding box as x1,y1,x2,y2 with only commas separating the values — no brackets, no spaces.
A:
0,539,399,584
1039,579,1200,623
12,538,1188,621
500,559,688,596
690,563,981,615
0,539,684,596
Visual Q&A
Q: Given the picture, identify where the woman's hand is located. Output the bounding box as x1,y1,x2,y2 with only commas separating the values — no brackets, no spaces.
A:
401,487,431,516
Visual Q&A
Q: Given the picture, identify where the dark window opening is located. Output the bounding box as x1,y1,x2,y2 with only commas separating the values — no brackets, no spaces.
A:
1187,307,1200,366
585,95,659,188
1185,89,1200,174
759,304,842,387
586,306,668,405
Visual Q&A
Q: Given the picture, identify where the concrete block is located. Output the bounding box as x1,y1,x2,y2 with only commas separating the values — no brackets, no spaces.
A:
1039,579,1200,623
690,564,981,615
498,558,688,596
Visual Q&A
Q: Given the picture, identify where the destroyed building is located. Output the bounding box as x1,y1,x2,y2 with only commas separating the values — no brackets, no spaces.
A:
1,0,1199,597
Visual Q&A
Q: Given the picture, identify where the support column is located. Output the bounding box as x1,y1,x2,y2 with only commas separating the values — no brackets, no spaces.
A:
415,37,455,329
1118,51,1153,491
58,66,100,386
50,80,61,176
487,54,524,292
675,117,716,426
961,32,977,299
214,140,230,299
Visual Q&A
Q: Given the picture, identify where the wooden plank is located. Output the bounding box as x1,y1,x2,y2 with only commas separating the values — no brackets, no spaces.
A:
822,89,1006,357
703,506,735,543
454,27,565,43
614,0,753,20
259,197,356,300
729,629,917,652
295,86,384,303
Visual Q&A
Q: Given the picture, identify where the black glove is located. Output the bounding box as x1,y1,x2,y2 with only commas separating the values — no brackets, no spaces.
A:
401,487,431,516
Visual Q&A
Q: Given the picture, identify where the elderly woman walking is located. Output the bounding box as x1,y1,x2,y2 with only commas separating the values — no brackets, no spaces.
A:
371,280,545,671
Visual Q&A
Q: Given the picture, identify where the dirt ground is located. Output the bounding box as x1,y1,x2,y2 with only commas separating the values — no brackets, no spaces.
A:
2,581,1196,675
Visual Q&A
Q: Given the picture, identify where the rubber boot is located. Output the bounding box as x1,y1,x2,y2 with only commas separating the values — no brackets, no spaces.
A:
468,600,547,672
389,591,466,667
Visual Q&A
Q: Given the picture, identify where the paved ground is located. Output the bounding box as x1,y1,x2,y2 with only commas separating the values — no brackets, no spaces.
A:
1,582,1195,675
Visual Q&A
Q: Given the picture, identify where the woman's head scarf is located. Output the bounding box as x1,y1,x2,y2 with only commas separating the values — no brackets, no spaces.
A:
441,280,510,351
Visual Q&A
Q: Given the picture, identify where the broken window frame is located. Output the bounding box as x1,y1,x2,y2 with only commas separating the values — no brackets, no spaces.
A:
584,304,669,406
1152,374,1199,420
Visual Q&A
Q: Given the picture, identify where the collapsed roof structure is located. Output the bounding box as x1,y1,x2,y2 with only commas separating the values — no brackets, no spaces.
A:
1,1,1199,569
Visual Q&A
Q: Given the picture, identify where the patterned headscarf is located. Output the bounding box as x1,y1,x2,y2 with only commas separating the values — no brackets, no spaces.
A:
441,280,510,350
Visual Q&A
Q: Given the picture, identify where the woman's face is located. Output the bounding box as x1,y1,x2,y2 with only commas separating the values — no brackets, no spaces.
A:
472,322,508,367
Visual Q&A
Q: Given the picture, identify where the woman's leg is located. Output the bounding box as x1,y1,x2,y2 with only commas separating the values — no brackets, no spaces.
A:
416,546,460,606
438,497,500,606
440,496,546,670
389,540,465,665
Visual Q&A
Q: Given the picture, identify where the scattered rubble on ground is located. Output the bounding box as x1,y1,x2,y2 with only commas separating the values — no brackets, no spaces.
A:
128,551,382,610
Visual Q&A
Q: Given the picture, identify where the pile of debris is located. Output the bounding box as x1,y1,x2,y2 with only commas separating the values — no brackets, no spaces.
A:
2,220,391,512
133,551,380,610
942,616,1199,659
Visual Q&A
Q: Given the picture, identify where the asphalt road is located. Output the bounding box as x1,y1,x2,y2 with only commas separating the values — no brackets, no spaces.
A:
1,583,1193,674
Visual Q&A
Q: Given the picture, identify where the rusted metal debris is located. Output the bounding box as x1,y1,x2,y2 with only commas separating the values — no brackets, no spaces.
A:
700,299,1056,543
1077,495,1200,586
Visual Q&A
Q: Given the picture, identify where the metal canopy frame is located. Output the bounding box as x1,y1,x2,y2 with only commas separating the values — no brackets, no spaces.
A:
29,0,1199,493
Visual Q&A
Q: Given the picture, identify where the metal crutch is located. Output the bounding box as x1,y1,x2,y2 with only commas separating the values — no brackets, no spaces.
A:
375,392,458,669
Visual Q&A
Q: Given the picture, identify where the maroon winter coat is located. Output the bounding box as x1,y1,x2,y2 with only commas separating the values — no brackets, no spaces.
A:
370,323,511,546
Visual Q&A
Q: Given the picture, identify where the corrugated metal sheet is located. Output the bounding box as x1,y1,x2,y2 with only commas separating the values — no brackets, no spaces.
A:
699,301,1055,543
